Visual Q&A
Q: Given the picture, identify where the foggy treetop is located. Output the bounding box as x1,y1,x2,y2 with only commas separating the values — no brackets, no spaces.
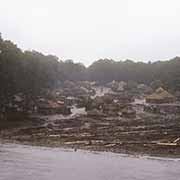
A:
0,33,180,96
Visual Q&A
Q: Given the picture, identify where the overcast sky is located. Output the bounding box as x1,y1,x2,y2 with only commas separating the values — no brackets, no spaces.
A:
0,0,180,66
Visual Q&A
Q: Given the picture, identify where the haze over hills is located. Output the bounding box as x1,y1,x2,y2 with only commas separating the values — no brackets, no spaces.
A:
0,33,180,98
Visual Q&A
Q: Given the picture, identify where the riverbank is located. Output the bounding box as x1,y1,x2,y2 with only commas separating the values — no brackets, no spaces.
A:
1,139,180,159
1,112,180,158
1,143,180,180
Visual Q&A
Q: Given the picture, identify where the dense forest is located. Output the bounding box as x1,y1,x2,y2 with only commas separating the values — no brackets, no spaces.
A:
0,33,180,97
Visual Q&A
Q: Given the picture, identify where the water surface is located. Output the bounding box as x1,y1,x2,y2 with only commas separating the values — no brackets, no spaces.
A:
0,143,180,180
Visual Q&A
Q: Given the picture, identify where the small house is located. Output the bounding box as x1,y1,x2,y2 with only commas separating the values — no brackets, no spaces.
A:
37,99,71,115
146,87,175,104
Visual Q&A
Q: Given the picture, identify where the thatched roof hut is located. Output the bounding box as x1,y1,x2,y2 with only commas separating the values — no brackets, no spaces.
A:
146,87,175,104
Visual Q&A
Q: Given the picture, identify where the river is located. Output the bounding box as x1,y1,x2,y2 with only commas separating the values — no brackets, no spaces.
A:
0,143,180,180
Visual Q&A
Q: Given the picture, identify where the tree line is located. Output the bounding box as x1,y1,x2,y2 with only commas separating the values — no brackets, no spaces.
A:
0,33,180,98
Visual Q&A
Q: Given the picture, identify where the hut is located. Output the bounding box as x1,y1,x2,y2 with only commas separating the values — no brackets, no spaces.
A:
37,99,71,115
108,92,134,104
102,103,125,116
146,87,175,104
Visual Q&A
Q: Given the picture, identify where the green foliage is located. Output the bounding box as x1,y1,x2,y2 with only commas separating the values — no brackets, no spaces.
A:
0,33,180,98
87,58,180,90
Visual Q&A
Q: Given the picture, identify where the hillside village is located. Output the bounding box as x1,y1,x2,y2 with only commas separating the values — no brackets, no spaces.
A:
1,80,180,156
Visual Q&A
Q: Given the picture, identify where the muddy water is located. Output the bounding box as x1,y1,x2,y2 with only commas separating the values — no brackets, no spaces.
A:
0,143,180,180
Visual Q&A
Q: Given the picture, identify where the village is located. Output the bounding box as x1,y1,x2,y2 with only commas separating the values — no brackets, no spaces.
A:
1,80,180,156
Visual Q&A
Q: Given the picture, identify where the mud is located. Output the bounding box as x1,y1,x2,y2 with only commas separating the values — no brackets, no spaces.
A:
1,112,180,157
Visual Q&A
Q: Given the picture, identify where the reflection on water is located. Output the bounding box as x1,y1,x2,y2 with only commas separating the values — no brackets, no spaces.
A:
0,143,180,180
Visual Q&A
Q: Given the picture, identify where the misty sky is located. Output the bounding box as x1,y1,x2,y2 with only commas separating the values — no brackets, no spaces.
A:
0,0,180,66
